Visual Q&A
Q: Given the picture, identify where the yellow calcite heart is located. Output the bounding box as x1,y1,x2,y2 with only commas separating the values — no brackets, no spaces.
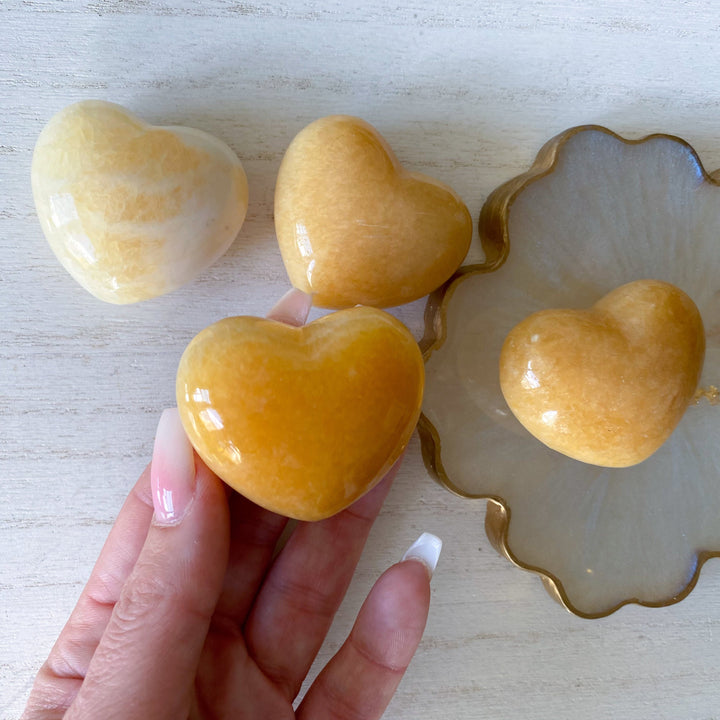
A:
32,100,248,303
499,280,705,467
275,115,472,309
176,307,424,520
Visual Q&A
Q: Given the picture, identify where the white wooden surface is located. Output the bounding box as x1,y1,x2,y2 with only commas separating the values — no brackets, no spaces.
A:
3,1,720,717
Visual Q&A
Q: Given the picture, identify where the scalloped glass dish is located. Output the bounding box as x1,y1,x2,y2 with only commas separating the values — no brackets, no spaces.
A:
420,126,720,618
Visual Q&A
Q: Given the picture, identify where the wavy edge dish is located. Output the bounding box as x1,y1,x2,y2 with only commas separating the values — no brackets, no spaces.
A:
418,124,720,618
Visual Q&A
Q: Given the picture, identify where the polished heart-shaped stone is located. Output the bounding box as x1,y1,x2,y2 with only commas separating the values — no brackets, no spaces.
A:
176,307,424,520
32,100,248,303
275,115,472,309
499,280,705,468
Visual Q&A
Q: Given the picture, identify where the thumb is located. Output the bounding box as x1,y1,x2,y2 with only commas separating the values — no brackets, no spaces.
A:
66,409,230,720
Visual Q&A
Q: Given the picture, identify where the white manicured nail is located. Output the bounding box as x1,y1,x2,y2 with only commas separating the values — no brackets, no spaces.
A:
267,288,313,326
402,532,442,578
151,408,196,526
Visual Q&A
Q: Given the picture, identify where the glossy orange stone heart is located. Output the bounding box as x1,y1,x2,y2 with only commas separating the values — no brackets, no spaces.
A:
499,280,705,467
275,115,472,309
176,307,424,520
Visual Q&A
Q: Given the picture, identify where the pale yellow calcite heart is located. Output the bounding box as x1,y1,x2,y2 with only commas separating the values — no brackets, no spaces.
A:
275,115,472,309
176,307,424,520
499,280,705,467
32,100,248,303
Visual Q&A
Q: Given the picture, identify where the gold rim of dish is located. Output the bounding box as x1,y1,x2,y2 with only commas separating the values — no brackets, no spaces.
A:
418,124,720,619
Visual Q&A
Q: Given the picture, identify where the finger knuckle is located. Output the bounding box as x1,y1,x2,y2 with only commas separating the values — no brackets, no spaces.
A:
112,571,173,630
270,574,338,620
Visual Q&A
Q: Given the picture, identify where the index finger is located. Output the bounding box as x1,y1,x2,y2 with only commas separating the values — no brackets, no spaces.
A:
22,465,155,719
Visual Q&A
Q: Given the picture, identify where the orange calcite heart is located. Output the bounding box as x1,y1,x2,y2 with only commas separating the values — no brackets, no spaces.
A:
499,280,705,467
176,307,424,520
32,100,248,303
275,115,472,309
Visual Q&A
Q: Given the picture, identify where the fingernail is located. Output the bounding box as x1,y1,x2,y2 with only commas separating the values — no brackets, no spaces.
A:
151,408,196,526
401,532,443,579
267,288,313,326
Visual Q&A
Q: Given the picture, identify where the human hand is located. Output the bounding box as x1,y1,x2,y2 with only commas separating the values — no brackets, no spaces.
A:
22,290,441,720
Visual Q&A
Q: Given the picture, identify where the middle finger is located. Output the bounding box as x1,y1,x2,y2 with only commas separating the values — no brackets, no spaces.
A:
243,463,399,701
210,492,289,628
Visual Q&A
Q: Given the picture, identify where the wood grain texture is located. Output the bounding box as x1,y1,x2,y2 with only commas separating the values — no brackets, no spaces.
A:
2,1,720,718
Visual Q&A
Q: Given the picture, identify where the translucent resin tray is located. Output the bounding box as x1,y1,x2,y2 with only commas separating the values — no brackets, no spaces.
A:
420,126,720,618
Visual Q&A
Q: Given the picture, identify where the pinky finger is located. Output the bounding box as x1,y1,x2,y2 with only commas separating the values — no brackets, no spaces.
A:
297,533,441,720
